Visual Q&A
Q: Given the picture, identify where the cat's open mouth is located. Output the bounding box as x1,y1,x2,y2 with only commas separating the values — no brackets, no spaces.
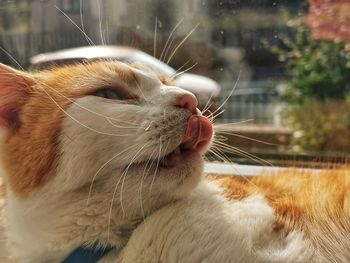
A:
160,115,213,168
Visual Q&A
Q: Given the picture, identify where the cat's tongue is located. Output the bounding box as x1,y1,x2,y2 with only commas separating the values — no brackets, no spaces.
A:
162,115,213,168
182,115,213,150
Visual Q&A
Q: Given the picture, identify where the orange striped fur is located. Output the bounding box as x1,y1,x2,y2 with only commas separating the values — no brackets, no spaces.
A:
211,168,350,230
210,167,350,259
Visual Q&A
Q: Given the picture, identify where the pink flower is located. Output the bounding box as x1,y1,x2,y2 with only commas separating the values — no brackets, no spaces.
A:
308,0,350,42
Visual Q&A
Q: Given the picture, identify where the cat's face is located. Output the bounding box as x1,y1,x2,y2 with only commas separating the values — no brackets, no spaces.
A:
0,61,213,218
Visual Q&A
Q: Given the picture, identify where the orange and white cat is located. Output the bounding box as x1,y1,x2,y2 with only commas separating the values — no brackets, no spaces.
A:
0,61,349,263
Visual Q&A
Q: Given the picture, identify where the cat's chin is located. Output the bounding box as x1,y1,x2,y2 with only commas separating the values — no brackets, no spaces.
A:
160,148,200,168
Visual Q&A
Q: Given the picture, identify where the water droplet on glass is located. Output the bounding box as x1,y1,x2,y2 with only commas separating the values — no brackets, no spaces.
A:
136,25,140,30
274,35,278,39
220,30,224,35
272,2,277,6
220,68,224,72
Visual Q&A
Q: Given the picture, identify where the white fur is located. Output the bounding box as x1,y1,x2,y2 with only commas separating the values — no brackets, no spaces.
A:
113,181,312,263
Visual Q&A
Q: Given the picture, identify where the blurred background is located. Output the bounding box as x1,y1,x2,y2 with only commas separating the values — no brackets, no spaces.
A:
0,0,349,167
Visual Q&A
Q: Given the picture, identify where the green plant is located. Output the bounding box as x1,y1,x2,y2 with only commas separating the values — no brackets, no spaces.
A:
271,7,350,153
273,25,350,104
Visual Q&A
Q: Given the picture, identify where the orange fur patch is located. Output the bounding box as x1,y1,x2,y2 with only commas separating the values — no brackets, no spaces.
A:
210,167,350,235
1,61,139,197
0,64,34,129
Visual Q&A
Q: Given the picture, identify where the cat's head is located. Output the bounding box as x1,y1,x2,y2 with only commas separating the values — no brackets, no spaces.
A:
0,61,213,218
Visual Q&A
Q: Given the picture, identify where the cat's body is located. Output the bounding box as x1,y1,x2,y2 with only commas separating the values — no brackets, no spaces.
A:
114,170,350,263
113,180,310,263
0,61,349,263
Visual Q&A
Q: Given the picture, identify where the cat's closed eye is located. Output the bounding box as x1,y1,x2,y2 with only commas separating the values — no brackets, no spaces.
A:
93,88,122,100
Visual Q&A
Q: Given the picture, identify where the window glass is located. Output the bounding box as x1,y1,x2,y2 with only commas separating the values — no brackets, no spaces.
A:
0,0,349,165
61,0,80,13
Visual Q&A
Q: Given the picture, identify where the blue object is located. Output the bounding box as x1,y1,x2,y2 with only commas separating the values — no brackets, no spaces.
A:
61,243,114,263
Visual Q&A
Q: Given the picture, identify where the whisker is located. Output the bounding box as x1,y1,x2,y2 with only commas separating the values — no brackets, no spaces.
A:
41,88,130,137
98,0,105,45
107,143,150,239
201,93,214,115
132,73,150,103
138,148,158,219
149,138,170,194
0,47,24,70
206,109,219,122
166,23,200,65
214,119,254,126
202,106,214,118
203,109,214,119
212,140,273,167
213,134,229,143
79,0,94,46
0,72,29,77
119,145,149,217
105,15,110,45
162,31,180,64
209,70,241,118
171,59,192,77
170,62,198,79
208,147,232,164
154,16,158,58
212,142,256,163
215,131,278,146
207,147,259,187
86,144,140,205
106,170,126,240
106,118,140,129
207,148,245,180
55,6,95,46
159,18,184,62
208,109,225,122
37,79,138,125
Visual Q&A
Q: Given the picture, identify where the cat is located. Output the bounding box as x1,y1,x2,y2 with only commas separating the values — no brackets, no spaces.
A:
0,61,212,262
0,61,349,263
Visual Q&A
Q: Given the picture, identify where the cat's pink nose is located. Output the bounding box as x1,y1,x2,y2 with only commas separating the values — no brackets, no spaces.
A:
175,93,198,114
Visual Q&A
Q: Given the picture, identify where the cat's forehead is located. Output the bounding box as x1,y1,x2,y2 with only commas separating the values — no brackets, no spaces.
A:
35,60,161,94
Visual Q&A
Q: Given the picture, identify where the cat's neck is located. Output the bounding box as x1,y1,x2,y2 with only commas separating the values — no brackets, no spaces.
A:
4,169,176,263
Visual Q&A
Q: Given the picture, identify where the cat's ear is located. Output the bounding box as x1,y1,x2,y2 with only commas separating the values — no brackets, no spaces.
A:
0,63,34,130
